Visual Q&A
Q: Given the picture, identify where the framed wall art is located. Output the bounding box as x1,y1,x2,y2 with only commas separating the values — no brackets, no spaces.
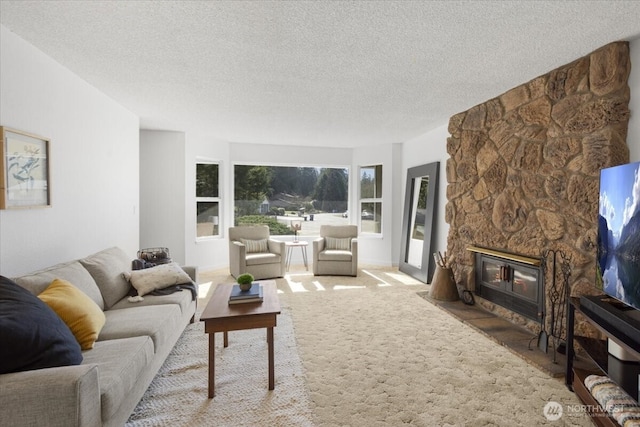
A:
0,127,51,209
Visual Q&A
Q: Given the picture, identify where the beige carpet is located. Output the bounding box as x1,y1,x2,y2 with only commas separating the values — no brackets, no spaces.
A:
126,266,592,426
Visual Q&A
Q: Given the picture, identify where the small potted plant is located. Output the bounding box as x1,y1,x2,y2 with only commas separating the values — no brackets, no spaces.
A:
236,273,255,292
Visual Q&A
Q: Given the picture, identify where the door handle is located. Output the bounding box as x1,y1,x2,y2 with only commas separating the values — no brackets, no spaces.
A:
500,265,510,281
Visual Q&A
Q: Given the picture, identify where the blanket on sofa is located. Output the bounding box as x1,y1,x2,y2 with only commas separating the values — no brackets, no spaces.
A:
147,283,197,301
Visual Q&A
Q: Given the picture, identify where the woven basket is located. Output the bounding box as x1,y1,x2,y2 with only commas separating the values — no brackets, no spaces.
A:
137,247,172,264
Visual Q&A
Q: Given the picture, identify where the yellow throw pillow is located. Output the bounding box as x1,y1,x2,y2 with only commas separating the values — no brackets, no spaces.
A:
38,278,106,350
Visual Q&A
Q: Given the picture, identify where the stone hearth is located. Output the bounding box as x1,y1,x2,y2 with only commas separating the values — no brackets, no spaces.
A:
445,41,631,337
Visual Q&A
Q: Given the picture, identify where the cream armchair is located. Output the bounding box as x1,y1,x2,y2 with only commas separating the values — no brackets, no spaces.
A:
229,225,286,280
313,225,358,276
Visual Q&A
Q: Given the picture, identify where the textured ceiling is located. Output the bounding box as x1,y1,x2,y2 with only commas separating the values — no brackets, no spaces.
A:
2,1,640,149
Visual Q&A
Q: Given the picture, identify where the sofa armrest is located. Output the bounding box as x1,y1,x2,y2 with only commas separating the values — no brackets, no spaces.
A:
268,239,287,274
313,237,325,256
181,265,199,283
268,239,285,255
0,364,101,427
351,238,358,275
229,241,246,278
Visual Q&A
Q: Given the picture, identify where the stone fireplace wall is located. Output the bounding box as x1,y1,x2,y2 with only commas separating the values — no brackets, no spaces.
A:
445,41,631,334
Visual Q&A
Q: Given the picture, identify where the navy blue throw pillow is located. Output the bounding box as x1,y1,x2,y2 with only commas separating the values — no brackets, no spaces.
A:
0,275,83,374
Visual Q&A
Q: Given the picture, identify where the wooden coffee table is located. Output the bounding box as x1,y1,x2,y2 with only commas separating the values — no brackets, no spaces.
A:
200,280,280,398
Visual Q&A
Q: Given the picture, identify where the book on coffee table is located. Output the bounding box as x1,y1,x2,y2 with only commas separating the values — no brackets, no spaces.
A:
228,284,263,304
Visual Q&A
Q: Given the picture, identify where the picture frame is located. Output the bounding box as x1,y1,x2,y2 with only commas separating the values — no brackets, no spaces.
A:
0,127,51,209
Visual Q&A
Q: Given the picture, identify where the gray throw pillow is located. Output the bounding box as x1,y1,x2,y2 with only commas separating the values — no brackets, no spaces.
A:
80,247,132,309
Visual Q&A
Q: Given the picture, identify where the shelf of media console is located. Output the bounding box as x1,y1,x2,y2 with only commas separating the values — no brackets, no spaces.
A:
566,295,640,407
565,295,640,426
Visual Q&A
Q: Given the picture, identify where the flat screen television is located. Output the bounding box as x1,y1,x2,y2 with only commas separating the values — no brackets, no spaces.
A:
597,160,640,310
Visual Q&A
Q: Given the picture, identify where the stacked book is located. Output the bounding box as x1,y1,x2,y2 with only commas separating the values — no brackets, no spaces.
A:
228,283,263,305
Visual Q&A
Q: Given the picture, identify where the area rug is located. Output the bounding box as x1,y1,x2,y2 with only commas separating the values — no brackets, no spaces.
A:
125,304,314,426
127,266,593,426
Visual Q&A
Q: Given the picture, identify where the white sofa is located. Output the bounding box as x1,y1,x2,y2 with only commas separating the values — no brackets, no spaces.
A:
0,247,197,427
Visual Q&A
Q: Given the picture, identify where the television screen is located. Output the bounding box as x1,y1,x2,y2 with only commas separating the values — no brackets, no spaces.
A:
597,161,640,310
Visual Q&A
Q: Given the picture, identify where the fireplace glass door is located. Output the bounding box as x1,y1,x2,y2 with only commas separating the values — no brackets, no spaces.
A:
476,253,543,321
512,268,539,301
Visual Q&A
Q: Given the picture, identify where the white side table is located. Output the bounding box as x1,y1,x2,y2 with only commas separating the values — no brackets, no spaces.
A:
285,241,309,271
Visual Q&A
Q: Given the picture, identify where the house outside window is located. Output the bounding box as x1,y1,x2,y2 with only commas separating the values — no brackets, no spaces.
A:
360,164,382,234
196,162,220,239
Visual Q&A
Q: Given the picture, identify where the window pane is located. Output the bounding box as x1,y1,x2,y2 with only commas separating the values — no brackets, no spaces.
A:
360,165,382,198
361,202,381,233
196,163,219,198
234,165,349,236
197,202,219,237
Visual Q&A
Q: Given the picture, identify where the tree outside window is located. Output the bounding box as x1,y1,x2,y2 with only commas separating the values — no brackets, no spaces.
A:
196,162,220,238
233,165,349,236
360,165,382,234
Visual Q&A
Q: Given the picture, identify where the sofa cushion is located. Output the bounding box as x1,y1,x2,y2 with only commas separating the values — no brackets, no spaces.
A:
13,260,105,310
98,304,182,353
240,238,268,253
0,276,82,374
318,250,353,261
38,279,106,350
246,252,281,266
123,262,193,297
80,247,132,310
110,290,194,315
82,336,154,421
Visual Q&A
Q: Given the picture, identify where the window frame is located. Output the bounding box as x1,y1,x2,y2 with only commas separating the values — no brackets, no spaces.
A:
195,160,221,241
359,164,383,235
232,162,350,237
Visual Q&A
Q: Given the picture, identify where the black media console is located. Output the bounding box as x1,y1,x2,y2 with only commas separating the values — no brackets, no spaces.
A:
566,295,640,425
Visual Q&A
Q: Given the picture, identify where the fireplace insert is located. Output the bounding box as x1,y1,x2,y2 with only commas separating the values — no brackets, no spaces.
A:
469,247,544,322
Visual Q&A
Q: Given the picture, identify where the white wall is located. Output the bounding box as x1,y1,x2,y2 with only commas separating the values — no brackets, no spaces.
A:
229,142,351,168
400,125,451,273
140,130,186,264
167,139,409,269
179,140,406,269
0,26,139,276
140,131,230,271
352,142,402,266
185,134,230,270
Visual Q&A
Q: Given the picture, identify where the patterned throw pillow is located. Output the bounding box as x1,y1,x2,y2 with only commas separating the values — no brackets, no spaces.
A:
240,238,269,253
584,374,640,425
325,236,351,250
123,262,193,297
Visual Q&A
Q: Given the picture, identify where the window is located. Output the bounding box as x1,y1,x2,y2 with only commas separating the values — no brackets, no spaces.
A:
233,165,349,237
360,165,382,234
196,162,220,238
